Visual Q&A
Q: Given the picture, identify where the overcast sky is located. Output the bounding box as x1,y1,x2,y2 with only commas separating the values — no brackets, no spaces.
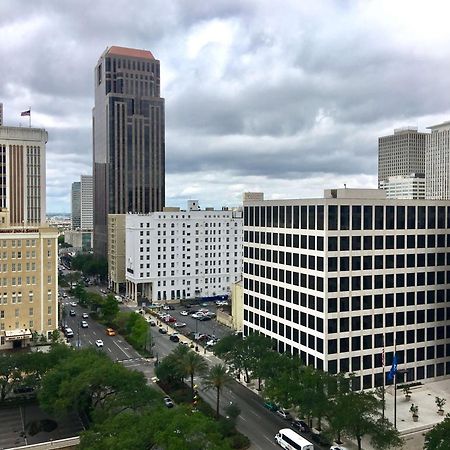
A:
2,0,450,213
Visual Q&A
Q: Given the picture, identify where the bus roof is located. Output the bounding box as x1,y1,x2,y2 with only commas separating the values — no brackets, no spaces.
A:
279,428,313,445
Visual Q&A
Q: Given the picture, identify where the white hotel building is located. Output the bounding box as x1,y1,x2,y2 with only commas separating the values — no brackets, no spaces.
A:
125,201,243,303
243,189,450,390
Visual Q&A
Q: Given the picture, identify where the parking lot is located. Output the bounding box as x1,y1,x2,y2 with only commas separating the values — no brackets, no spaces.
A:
147,301,233,347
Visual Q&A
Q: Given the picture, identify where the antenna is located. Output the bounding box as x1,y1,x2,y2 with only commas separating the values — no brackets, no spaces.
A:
344,183,347,189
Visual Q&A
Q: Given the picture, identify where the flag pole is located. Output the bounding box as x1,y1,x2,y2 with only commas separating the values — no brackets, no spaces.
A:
393,340,397,429
29,107,31,128
382,334,385,421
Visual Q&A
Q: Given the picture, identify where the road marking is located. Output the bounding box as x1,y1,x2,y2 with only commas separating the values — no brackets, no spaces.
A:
108,348,112,353
88,340,93,345
249,409,260,418
239,415,247,422
113,340,131,358
264,436,276,446
92,331,97,336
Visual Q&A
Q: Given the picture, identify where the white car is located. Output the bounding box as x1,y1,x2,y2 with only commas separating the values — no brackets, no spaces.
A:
206,339,216,347
180,310,189,316
330,446,348,450
174,322,186,328
82,312,89,319
70,301,77,307
95,339,104,347
162,305,170,310
81,320,88,328
191,313,203,319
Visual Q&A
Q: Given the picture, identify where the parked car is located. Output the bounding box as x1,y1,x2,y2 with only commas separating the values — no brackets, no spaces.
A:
169,333,180,343
174,322,186,328
106,327,116,336
163,305,170,310
291,419,311,433
311,432,332,447
82,312,89,319
163,396,174,408
180,310,189,316
81,320,88,328
148,319,156,326
64,327,74,338
69,310,76,316
70,301,77,307
277,409,293,420
330,446,349,450
206,339,216,347
95,339,104,347
198,315,211,321
263,401,278,412
100,289,107,294
158,328,168,334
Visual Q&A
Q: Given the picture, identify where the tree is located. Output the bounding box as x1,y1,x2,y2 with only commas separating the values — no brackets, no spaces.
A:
370,418,403,450
424,413,450,450
0,353,25,401
178,351,208,400
203,364,232,418
100,295,120,323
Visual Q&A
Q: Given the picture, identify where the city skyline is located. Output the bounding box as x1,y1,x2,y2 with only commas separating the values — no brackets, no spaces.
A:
2,1,450,212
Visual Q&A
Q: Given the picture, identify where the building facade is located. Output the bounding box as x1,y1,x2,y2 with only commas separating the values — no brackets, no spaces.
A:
378,127,427,188
108,214,126,294
0,126,47,225
243,189,450,390
64,230,93,251
125,201,242,303
379,174,425,199
93,46,165,257
0,103,3,126
426,121,450,200
80,175,93,230
71,181,81,229
0,210,58,350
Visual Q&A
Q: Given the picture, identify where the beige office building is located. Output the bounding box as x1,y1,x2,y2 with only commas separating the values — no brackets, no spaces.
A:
108,214,126,294
0,210,58,350
0,126,47,226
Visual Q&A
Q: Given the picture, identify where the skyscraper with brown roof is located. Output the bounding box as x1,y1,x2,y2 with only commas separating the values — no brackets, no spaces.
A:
93,46,165,257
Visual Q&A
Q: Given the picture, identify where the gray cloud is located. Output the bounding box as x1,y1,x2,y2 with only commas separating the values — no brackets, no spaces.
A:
1,0,450,212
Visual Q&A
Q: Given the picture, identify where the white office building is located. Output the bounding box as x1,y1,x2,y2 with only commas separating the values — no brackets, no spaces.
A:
243,189,450,390
125,201,243,303
379,174,425,199
71,175,93,230
426,121,450,200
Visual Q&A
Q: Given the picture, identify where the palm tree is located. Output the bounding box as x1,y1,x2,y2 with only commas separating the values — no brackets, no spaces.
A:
203,363,232,418
178,350,208,400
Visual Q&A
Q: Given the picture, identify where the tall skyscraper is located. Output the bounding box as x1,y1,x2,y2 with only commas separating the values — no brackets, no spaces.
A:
378,127,427,187
93,46,165,257
71,181,81,229
425,121,450,200
0,103,3,126
0,126,47,225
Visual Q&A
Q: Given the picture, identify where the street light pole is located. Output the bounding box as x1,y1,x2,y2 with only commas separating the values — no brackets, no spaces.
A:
77,321,80,348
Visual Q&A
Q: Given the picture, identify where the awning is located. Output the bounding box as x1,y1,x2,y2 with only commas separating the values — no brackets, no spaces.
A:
3,329,33,341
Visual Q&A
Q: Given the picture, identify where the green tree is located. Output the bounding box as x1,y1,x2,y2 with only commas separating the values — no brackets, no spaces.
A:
203,364,232,419
178,350,208,400
0,353,25,401
100,295,120,323
424,413,450,450
370,418,403,450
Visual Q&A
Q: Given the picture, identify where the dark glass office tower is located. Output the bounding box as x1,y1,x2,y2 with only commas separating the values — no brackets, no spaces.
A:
93,46,165,257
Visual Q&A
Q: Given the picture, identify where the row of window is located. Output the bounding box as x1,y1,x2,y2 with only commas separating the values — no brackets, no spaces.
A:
245,270,324,293
0,306,53,318
245,249,324,271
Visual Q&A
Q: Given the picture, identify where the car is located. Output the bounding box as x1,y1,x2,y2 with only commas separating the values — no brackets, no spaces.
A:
263,401,278,412
64,327,74,338
191,313,203,319
277,409,293,420
82,312,89,319
163,396,174,408
100,289,107,294
165,316,176,323
174,322,186,328
70,301,77,307
162,305,170,310
62,293,68,298
330,446,349,450
291,419,311,433
148,319,156,326
198,315,211,321
201,303,208,307
106,327,116,336
81,320,88,328
158,328,168,334
206,339,216,347
95,339,104,347
205,312,216,318
69,310,76,316
180,310,189,316
169,333,180,343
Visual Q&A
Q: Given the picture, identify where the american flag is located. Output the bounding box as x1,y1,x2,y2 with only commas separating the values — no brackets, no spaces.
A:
21,110,30,117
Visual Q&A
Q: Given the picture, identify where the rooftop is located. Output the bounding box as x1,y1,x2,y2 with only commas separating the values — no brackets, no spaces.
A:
427,120,450,131
106,45,155,60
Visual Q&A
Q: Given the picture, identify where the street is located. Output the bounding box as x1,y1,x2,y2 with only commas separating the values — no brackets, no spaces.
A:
62,297,325,450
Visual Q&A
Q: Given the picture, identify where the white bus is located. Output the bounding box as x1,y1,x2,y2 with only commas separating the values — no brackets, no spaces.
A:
275,428,314,450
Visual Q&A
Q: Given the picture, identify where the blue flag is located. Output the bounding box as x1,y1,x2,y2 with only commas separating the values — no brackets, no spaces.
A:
387,354,398,381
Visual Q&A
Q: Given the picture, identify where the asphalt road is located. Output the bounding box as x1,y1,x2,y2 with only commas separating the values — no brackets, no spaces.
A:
59,284,324,450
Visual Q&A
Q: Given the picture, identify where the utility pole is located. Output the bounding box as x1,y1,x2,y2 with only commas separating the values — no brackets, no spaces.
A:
77,321,80,348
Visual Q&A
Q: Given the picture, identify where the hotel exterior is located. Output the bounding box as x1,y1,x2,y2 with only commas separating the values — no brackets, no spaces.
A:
243,189,450,390
125,201,242,303
0,210,58,350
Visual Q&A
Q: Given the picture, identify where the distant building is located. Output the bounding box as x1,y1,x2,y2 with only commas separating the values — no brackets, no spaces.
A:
125,201,242,303
379,174,425,199
64,230,93,251
0,209,58,350
108,214,126,294
426,121,450,200
378,127,427,188
93,46,165,257
71,182,81,229
0,103,3,126
0,126,48,225
243,189,450,389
